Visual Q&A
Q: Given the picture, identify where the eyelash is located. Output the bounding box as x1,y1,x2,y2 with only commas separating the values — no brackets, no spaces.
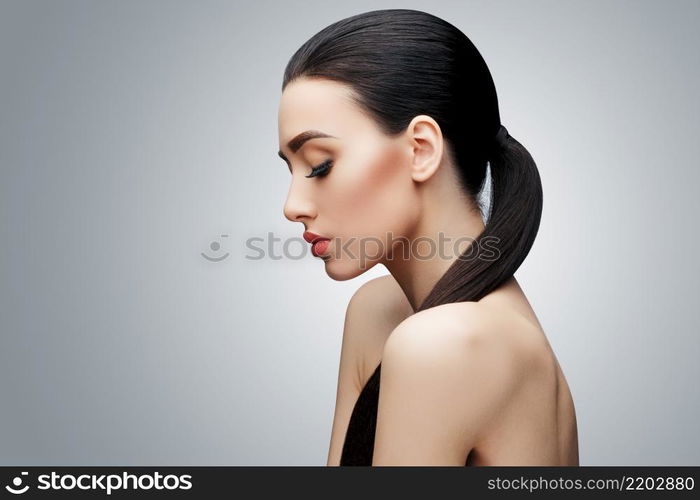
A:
305,159,333,178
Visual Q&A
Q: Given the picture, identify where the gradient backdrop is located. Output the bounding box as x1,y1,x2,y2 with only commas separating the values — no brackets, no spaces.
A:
1,0,698,465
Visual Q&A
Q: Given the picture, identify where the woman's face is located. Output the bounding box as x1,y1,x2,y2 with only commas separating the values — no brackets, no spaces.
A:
278,77,421,280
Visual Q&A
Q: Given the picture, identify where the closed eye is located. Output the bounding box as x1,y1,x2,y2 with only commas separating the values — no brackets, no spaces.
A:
305,159,333,178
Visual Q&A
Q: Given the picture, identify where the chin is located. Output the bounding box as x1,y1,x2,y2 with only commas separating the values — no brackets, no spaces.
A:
322,258,379,281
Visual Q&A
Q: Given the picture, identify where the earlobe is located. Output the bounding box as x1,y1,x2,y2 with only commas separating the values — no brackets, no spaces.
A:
406,115,444,183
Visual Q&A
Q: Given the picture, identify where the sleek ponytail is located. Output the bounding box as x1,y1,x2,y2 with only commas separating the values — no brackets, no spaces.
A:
417,128,543,310
282,8,543,310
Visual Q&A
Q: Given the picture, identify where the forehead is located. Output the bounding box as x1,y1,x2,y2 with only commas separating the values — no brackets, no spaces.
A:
278,78,369,148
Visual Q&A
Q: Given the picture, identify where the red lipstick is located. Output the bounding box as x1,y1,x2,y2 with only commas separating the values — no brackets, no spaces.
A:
303,231,331,257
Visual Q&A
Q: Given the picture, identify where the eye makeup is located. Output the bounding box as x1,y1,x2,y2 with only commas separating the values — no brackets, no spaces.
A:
305,159,333,178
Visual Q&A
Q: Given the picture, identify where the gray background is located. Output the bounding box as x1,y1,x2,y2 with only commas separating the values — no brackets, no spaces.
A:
1,0,698,466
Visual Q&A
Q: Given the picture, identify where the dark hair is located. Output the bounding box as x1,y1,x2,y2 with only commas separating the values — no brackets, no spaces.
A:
282,8,543,312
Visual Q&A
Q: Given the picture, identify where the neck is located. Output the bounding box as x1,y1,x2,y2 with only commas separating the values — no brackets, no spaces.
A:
383,173,487,311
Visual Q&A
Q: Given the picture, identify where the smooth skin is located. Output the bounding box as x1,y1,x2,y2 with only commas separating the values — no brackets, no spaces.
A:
278,77,579,466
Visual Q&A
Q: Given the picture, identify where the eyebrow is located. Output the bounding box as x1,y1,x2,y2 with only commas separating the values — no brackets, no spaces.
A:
277,130,338,163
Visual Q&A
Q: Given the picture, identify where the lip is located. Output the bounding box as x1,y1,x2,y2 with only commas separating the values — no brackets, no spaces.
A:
311,239,331,257
303,231,329,244
303,231,331,258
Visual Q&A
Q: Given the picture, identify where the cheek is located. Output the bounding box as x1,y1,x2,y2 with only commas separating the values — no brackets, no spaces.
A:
330,146,417,239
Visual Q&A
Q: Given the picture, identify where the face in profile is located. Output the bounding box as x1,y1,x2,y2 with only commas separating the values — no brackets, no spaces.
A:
278,77,423,280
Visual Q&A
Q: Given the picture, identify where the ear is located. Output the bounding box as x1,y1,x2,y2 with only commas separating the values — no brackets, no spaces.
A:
405,115,444,183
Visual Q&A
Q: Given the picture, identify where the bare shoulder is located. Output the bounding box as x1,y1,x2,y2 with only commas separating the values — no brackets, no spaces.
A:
382,301,551,392
325,274,414,465
347,274,414,324
372,301,551,464
342,274,414,386
390,300,546,348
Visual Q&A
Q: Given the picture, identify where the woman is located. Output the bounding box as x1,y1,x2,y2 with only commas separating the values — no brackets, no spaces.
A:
277,9,578,466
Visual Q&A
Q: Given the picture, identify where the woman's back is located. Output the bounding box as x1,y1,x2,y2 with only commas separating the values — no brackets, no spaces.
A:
330,274,579,466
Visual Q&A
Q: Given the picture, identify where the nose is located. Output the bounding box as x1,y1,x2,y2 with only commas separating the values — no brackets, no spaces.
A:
283,177,317,223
